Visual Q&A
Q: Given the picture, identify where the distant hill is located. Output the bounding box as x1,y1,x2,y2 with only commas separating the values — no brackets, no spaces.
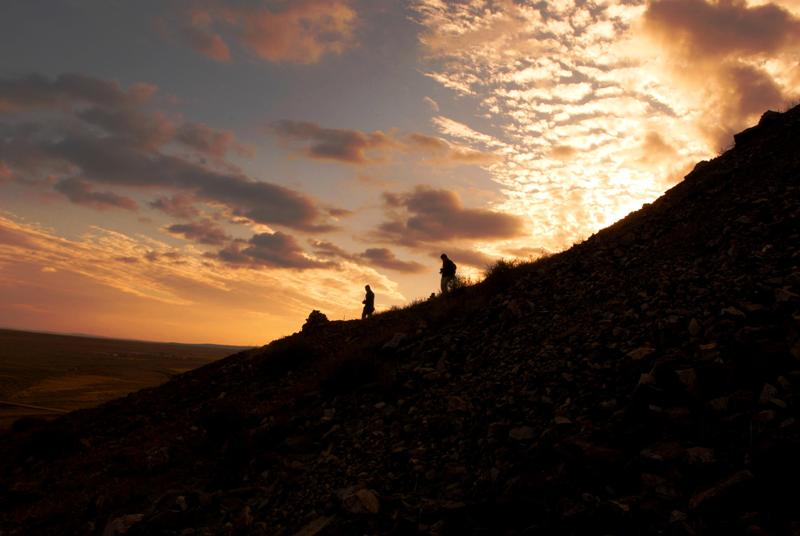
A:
0,327,252,350
1,106,799,535
0,329,250,430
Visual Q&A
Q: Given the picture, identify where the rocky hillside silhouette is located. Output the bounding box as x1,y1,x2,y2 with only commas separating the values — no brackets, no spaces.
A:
2,106,799,535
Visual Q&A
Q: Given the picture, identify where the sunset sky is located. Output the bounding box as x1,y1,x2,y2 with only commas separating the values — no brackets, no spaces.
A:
1,0,798,345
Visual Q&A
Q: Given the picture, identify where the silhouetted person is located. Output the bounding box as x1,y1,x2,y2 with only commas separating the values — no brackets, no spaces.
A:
440,253,457,294
361,284,375,319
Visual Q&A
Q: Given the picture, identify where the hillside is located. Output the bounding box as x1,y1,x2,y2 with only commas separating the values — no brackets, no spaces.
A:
1,106,799,535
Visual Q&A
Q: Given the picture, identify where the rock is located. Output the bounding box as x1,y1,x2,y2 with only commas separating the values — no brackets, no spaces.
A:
102,514,144,536
759,384,778,405
686,447,715,466
508,426,535,441
774,288,799,303
382,332,407,351
640,441,684,463
689,470,755,511
337,488,380,514
627,346,655,360
293,515,334,536
676,368,699,395
302,310,329,332
688,318,701,337
722,306,745,318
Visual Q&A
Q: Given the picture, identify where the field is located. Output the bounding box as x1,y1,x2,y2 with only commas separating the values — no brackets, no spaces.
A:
0,328,250,429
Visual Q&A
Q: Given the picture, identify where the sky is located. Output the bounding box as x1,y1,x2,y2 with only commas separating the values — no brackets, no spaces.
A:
1,0,798,345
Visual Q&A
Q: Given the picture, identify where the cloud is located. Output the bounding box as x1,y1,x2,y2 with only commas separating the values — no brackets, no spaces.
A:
176,122,241,158
216,231,331,269
643,0,800,59
309,240,426,273
272,120,497,166
309,239,353,260
411,0,799,255
640,0,798,144
234,0,358,63
273,120,393,163
721,62,785,119
0,161,12,183
77,106,176,150
53,177,138,211
45,135,331,230
172,1,358,64
377,186,525,245
0,73,153,113
167,219,230,246
0,73,337,231
359,248,426,273
423,96,440,112
405,133,499,165
181,10,231,62
0,214,406,344
149,194,200,219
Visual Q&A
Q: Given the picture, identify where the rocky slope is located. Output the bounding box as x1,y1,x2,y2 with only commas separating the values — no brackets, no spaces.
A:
1,106,799,535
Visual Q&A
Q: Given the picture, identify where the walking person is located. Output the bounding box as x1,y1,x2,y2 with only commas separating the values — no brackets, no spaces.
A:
439,253,457,294
361,284,375,319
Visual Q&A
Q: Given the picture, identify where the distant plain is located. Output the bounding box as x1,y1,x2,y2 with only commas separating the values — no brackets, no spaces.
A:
0,328,249,428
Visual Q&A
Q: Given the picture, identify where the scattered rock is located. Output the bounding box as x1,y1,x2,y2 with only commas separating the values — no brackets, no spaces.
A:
508,426,535,441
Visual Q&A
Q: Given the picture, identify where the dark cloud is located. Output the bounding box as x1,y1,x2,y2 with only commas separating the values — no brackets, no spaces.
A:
53,177,138,211
377,186,525,245
405,133,498,164
327,207,354,218
0,73,153,113
115,256,139,264
149,194,201,219
272,122,496,166
309,239,354,260
176,122,238,157
77,106,175,150
144,250,183,263
0,132,331,233
644,0,800,59
217,232,331,269
167,220,230,246
359,248,426,273
310,239,425,273
273,120,392,163
722,63,784,118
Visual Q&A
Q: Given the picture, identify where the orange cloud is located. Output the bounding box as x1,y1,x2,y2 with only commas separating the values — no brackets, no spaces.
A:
0,214,407,344
233,0,358,64
643,0,800,59
175,1,358,64
182,9,231,62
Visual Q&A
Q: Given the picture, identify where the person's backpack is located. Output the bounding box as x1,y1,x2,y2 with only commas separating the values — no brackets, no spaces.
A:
443,258,457,276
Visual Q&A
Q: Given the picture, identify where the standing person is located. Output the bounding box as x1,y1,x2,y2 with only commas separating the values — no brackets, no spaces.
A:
439,253,457,294
361,284,375,319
